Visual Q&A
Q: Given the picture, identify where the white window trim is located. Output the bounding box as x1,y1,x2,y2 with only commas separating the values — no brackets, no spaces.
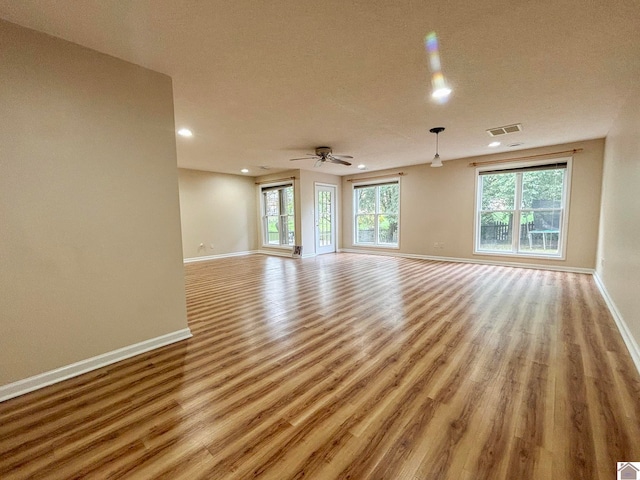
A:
352,177,401,249
315,182,339,254
260,182,296,248
473,157,572,260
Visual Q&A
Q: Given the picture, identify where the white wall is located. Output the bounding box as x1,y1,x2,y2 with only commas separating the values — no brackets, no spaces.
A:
0,20,188,386
597,85,640,359
341,139,604,270
178,169,258,259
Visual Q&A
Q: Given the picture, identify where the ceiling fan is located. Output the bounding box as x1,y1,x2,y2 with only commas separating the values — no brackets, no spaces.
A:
290,146,353,167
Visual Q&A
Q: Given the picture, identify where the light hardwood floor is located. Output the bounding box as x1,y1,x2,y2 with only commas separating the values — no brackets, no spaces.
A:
1,253,639,479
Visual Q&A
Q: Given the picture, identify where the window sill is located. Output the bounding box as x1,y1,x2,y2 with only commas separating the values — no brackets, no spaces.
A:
353,244,400,250
473,250,566,261
261,244,294,250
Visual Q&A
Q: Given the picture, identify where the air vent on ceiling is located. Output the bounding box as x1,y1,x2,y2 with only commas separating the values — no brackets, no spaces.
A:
486,123,523,137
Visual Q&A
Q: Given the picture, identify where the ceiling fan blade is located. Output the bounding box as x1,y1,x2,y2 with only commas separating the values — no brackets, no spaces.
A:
327,156,352,166
314,159,323,168
330,155,354,160
290,156,318,161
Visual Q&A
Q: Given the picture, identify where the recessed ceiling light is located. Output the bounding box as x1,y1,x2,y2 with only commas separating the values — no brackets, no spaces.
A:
177,128,193,137
431,87,452,99
488,141,501,148
240,168,249,173
357,164,366,170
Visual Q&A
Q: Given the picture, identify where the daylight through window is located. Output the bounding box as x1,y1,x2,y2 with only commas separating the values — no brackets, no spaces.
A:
475,160,569,258
354,181,400,247
262,184,295,246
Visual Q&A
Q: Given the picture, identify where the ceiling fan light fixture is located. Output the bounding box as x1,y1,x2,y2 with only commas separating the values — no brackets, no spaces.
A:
289,146,353,167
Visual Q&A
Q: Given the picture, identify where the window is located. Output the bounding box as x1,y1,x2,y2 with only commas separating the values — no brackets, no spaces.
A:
262,184,295,246
354,180,400,246
475,160,570,258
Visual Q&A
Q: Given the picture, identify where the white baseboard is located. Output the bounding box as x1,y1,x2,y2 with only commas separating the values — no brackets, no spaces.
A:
338,248,594,274
184,250,257,264
0,328,192,403
185,249,314,261
258,250,316,259
593,272,640,375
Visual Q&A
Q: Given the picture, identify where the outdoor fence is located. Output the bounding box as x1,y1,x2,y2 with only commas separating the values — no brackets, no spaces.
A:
480,221,535,244
480,220,559,249
357,229,397,244
359,221,556,249
267,231,296,245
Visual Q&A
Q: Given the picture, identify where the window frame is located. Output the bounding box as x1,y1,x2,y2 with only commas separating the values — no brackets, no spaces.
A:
260,182,296,248
352,178,401,248
473,157,572,260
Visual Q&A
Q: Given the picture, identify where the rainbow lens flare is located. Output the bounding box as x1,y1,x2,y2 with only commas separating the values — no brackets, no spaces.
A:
425,32,451,103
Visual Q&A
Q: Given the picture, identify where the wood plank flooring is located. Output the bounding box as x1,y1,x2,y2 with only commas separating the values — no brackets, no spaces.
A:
1,253,639,479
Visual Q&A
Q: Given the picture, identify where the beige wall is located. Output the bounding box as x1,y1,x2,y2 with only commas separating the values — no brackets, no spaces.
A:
0,21,188,385
597,86,640,348
178,169,258,259
342,139,604,270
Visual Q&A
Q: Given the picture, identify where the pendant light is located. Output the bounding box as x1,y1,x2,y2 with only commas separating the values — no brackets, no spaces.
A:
430,127,445,167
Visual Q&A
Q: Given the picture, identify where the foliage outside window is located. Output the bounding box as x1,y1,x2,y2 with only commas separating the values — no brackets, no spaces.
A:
262,184,295,246
476,161,569,257
354,181,399,246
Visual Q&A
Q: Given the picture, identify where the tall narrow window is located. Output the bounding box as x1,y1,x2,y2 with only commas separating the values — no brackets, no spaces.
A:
262,184,295,246
354,180,400,247
475,160,570,258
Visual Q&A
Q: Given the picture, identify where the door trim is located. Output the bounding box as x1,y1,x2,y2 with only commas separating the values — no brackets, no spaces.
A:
315,183,337,255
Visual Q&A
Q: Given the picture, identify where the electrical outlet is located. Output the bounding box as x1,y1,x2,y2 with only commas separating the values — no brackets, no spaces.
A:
209,243,215,250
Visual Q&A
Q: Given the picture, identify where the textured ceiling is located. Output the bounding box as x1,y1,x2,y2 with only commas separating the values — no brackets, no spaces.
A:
1,0,639,176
